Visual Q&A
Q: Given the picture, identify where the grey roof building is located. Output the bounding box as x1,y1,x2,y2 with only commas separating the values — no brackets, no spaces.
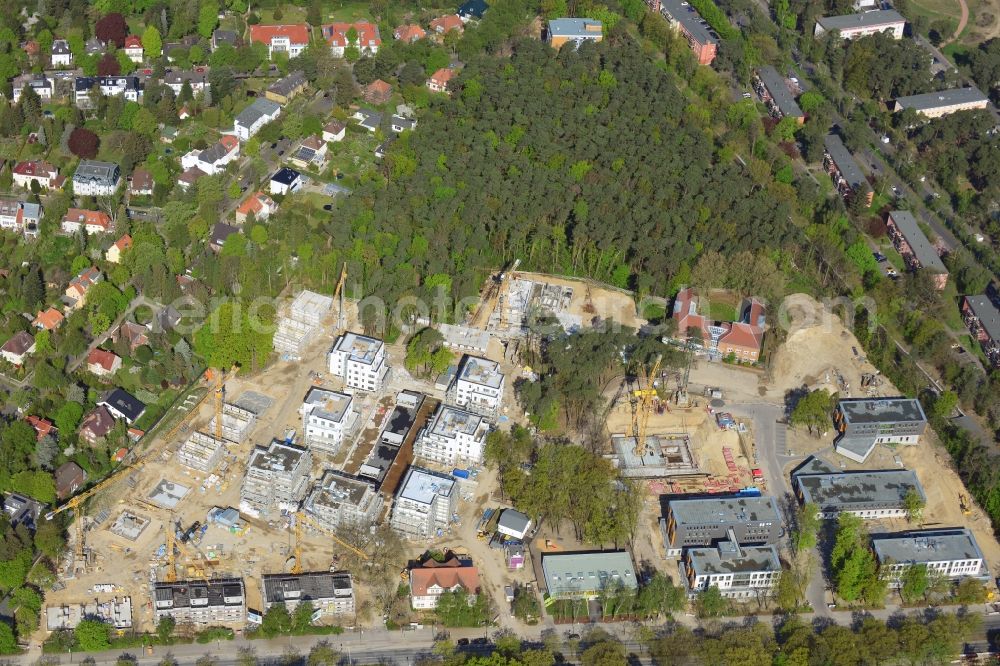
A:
497,508,531,539
887,210,948,275
755,66,805,121
661,494,782,555
814,9,905,36
893,87,989,117
262,571,355,615
872,528,988,587
546,18,604,47
241,440,312,518
234,98,281,140
541,551,637,599
823,134,867,192
72,160,121,195
98,388,147,424
303,470,383,532
683,541,781,599
659,0,720,48
833,396,928,463
266,71,307,101
792,455,925,518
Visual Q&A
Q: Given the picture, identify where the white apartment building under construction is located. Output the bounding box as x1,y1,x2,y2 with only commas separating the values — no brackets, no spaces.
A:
390,467,457,539
447,355,505,416
300,387,358,454
176,432,228,473
328,332,388,392
414,404,491,466
303,470,383,531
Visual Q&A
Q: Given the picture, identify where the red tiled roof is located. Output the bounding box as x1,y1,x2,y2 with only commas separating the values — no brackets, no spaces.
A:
430,68,456,86
409,557,480,597
25,415,54,440
394,24,426,42
114,234,133,251
249,24,311,46
430,15,463,33
63,208,112,230
33,307,65,331
219,134,239,152
131,168,153,191
87,348,120,372
13,160,57,178
322,22,381,48
125,35,143,49
324,120,346,134
366,79,392,94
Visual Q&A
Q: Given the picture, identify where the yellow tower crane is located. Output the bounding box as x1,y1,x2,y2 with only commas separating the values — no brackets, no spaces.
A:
631,354,663,457
164,520,177,583
334,262,347,333
291,510,369,574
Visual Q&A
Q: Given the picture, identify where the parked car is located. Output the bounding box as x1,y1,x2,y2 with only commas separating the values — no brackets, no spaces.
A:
873,251,886,262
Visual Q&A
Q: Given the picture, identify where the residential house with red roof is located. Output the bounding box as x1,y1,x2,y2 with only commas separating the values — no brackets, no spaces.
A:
408,555,480,609
61,209,113,234
12,161,62,190
55,462,86,499
236,191,278,224
79,405,115,445
249,24,310,59
87,348,122,377
106,234,133,264
323,120,346,143
32,308,65,331
430,15,464,34
672,287,767,362
25,415,55,441
65,266,103,309
363,79,393,105
394,24,427,43
322,22,381,57
427,68,456,93
124,35,144,63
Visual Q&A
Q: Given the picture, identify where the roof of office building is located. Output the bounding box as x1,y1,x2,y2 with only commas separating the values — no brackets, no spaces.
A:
894,86,988,111
686,542,781,576
667,495,781,526
792,456,925,509
872,528,985,566
816,9,906,31
541,551,638,592
397,467,455,505
262,572,353,604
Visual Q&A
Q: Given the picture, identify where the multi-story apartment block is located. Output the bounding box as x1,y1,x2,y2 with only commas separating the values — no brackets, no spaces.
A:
322,22,381,57
661,495,782,556
390,467,457,539
683,541,781,600
248,24,310,59
833,397,928,463
304,471,383,531
262,572,355,615
962,294,1000,368
656,0,720,65
414,405,491,466
814,9,905,39
240,440,312,518
886,210,949,290
823,134,871,204
792,455,926,519
873,528,988,588
447,355,505,416
892,87,989,118
153,578,246,625
754,66,805,123
300,387,358,455
328,332,389,392
72,161,121,196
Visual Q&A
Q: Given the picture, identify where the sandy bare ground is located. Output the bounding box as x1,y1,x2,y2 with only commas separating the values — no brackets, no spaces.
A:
512,271,645,330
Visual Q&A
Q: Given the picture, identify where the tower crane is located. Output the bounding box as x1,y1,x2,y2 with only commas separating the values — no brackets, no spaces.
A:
631,354,663,457
333,262,347,333
164,520,177,583
290,510,369,574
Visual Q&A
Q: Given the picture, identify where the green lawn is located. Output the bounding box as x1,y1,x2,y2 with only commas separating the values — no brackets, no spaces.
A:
258,6,309,24
324,0,376,22
707,301,738,322
880,245,907,272
906,0,961,36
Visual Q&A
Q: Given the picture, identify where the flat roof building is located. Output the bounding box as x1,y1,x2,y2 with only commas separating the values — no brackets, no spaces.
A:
447,355,505,417
683,541,781,599
886,211,948,290
814,9,905,39
893,87,989,118
153,578,245,624
872,528,988,587
303,470,383,532
792,455,926,519
262,571,355,615
176,432,229,473
390,467,457,539
754,66,805,123
546,18,603,49
661,495,782,556
301,387,357,455
241,440,312,518
541,551,637,599
833,397,928,463
962,295,1000,368
328,332,389,392
415,404,491,466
